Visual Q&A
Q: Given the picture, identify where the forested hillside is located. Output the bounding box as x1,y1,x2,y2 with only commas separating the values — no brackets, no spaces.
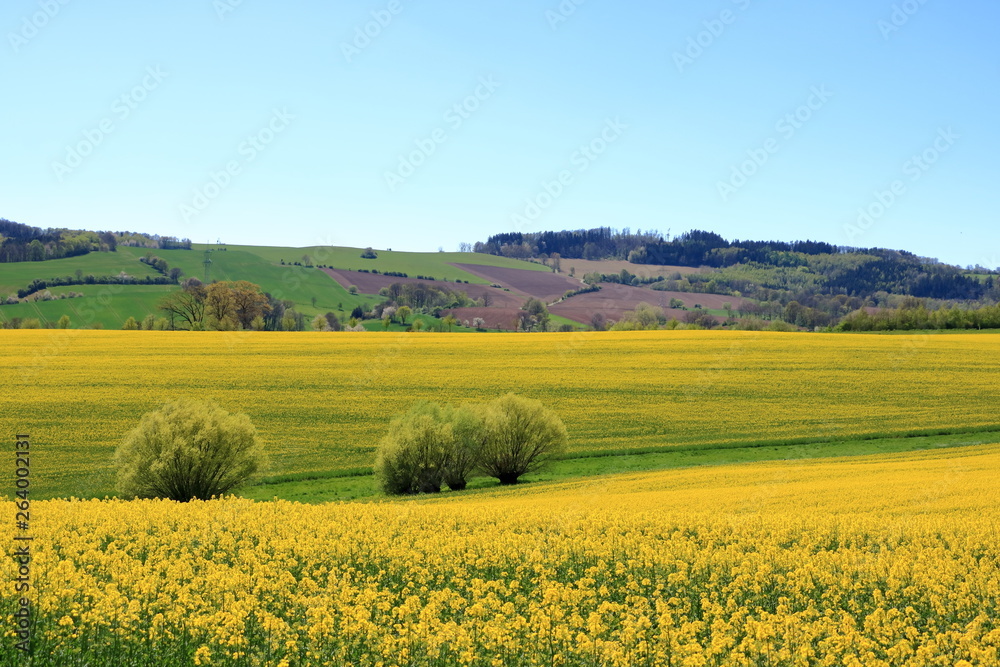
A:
479,228,998,304
0,218,190,263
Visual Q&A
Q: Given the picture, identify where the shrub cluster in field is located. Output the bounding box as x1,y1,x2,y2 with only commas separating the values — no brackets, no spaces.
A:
113,394,564,502
115,399,266,502
375,394,567,494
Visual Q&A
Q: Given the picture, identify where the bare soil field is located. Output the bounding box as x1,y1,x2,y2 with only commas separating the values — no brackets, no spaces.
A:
324,266,746,329
549,284,666,324
645,289,747,311
550,284,741,324
321,269,524,308
553,259,702,280
452,264,582,303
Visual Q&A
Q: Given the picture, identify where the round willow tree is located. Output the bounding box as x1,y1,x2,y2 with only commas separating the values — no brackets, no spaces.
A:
375,401,483,495
478,394,567,485
115,399,264,501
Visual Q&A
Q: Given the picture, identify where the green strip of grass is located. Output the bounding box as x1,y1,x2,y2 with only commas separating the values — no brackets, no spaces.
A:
238,428,1000,504
550,424,1000,461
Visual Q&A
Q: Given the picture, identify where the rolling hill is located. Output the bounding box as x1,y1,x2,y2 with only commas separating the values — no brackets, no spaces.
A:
0,243,568,330
1,239,693,332
5,225,995,332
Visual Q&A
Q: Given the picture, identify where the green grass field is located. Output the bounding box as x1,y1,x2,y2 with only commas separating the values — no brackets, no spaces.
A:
0,246,162,295
243,430,1000,503
0,285,176,329
206,244,548,283
159,247,376,318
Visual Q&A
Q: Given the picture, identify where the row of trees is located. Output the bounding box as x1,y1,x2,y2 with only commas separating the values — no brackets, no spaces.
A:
158,279,338,332
158,279,277,331
589,298,1000,332
139,252,184,281
836,303,1000,331
122,315,175,330
588,303,724,332
15,272,177,299
583,269,663,287
478,228,663,261
377,282,475,310
375,394,567,494
8,290,83,304
1,315,72,329
363,282,492,331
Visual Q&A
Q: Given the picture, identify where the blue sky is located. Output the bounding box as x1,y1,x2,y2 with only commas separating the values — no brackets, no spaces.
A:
2,0,997,268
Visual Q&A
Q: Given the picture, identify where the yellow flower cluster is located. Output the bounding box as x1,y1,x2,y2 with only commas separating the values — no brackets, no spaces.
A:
1,330,998,499
3,444,999,665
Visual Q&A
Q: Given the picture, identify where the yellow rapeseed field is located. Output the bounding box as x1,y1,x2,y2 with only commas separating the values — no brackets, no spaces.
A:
2,444,999,666
1,330,998,498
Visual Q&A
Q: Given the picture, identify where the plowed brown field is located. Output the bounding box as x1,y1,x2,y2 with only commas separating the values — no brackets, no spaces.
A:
550,284,744,324
452,263,582,302
556,259,702,279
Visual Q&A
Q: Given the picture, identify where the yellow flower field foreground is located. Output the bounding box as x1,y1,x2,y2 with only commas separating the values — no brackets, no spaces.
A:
3,444,999,666
1,330,999,498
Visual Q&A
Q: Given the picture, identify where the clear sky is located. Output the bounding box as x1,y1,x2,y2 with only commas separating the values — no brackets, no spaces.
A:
2,0,997,268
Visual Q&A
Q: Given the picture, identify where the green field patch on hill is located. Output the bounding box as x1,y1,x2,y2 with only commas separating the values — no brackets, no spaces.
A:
0,285,176,329
0,246,162,295
204,244,548,283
